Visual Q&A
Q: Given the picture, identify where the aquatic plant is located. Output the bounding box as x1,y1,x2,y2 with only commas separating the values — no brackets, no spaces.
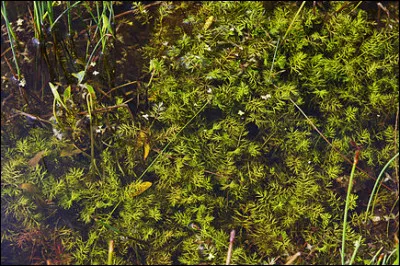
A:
1,1,21,80
1,1,398,265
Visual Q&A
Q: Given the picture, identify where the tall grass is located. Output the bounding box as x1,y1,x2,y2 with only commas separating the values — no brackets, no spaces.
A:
1,2,21,80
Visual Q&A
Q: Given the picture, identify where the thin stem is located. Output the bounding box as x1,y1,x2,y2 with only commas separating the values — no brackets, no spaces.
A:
107,240,114,265
282,1,306,42
225,230,235,265
365,153,399,223
341,150,359,264
138,99,210,180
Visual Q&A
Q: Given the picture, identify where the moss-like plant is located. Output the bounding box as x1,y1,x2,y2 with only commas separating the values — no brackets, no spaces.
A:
1,1,398,265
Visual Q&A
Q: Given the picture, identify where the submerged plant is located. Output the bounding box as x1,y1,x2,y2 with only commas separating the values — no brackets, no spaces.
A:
1,1,398,265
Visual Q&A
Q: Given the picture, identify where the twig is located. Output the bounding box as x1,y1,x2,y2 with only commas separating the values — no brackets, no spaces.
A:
104,80,137,97
285,252,302,265
114,1,163,20
12,109,53,125
77,98,133,115
225,230,235,265
107,240,114,265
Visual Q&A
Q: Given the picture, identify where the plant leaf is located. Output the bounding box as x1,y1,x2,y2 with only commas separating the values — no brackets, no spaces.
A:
49,82,67,110
204,16,214,31
63,85,71,102
144,142,150,160
72,71,85,84
60,144,84,157
129,181,152,197
28,151,46,167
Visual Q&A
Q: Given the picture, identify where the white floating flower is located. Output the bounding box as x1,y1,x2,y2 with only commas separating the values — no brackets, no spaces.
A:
52,127,64,140
207,253,215,260
93,70,99,76
19,78,26,87
142,114,149,120
371,216,381,223
95,126,105,134
238,110,244,116
16,18,24,26
261,94,271,100
90,61,96,67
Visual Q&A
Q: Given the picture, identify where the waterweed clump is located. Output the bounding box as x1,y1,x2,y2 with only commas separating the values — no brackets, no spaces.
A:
1,1,398,265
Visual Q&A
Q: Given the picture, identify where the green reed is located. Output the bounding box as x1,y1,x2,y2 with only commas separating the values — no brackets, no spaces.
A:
1,2,21,79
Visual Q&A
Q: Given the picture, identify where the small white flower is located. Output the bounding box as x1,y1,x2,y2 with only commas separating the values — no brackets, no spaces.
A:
16,18,24,26
95,126,105,134
371,216,381,223
230,27,235,31
261,94,271,100
376,114,380,117
162,41,169,46
207,87,212,94
93,70,99,76
19,78,26,87
142,114,149,120
238,110,244,116
383,173,392,182
52,127,64,140
207,253,215,260
90,61,96,67
308,161,311,164
306,243,313,250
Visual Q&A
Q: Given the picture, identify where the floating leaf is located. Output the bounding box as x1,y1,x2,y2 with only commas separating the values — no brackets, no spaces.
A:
144,142,150,160
137,131,147,147
28,151,46,167
129,181,152,197
60,144,84,157
19,183,39,194
204,16,214,31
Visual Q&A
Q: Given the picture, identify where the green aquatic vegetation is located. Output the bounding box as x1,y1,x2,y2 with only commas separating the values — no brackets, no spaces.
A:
1,1,399,265
1,2,21,79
